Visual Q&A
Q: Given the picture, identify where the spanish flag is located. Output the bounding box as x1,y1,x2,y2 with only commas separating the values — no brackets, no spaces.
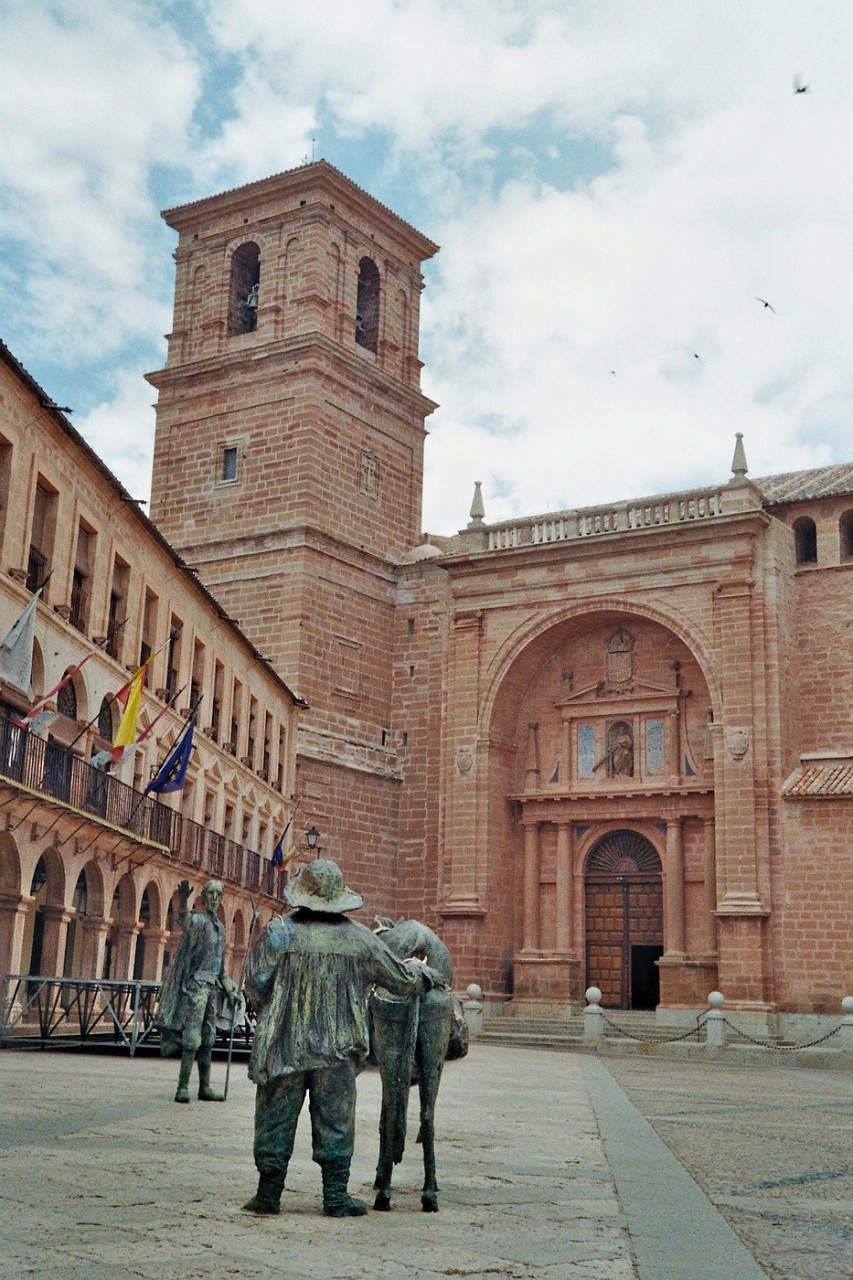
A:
111,665,145,762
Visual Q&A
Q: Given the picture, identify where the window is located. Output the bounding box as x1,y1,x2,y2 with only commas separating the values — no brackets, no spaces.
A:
230,678,243,751
107,557,128,659
97,696,114,741
840,511,853,560
140,590,158,665
793,516,817,565
57,672,77,720
221,445,238,483
191,639,205,710
166,616,183,696
577,724,595,778
70,524,95,634
355,257,380,353
211,660,224,740
227,242,261,337
28,480,57,595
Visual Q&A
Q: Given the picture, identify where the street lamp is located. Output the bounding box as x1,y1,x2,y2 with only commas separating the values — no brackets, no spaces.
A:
306,825,320,854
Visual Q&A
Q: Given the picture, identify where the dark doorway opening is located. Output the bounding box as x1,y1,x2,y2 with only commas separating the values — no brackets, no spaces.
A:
630,945,662,1010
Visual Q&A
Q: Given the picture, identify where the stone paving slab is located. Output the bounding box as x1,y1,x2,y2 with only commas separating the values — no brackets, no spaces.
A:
0,1044,845,1279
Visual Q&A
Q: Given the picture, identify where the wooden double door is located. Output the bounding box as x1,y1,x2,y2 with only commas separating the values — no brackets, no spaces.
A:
584,830,663,1010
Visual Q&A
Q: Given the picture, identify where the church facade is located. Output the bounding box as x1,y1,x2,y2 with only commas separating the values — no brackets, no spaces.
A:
149,161,852,1028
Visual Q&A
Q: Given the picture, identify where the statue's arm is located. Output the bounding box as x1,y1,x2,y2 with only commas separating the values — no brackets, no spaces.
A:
245,920,285,1007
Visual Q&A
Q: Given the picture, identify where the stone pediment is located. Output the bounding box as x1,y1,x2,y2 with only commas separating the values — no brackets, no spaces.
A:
555,674,682,708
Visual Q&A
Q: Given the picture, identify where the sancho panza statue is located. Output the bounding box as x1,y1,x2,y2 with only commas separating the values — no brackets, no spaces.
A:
242,858,445,1217
156,879,238,1103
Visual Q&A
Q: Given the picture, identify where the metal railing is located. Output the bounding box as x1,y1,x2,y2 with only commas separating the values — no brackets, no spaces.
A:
0,974,161,1055
0,717,288,902
0,974,258,1056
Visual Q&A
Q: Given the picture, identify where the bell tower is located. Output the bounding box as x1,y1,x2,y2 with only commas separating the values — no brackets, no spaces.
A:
147,162,439,885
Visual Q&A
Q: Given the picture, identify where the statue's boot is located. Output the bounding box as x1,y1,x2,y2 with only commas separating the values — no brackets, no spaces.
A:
196,1048,224,1101
243,1171,285,1215
175,1048,195,1103
322,1159,368,1217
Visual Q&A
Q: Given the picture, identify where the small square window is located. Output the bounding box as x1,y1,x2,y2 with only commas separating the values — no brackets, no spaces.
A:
222,446,238,482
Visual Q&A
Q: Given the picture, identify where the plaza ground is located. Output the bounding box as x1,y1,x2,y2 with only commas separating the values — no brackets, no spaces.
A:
0,1043,850,1280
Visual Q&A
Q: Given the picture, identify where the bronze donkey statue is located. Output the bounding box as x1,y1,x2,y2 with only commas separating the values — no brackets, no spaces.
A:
370,917,461,1212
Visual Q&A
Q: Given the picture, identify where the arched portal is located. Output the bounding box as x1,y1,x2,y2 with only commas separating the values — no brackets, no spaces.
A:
585,830,662,1010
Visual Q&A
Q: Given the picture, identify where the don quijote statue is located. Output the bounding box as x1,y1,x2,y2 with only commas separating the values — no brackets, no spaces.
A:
155,879,239,1103
242,858,447,1217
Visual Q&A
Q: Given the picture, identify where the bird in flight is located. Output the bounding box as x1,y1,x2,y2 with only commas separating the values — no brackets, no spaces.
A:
793,75,808,94
756,297,776,313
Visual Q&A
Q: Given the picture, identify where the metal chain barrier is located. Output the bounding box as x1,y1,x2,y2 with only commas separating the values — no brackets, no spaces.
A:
721,1017,841,1051
599,1011,708,1044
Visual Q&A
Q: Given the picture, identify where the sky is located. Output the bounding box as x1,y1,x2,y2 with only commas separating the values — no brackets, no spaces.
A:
1,1,851,535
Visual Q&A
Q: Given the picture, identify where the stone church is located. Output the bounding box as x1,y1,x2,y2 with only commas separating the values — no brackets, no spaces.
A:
148,160,852,1030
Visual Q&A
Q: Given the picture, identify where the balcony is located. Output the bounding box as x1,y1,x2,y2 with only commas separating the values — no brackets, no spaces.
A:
0,716,287,902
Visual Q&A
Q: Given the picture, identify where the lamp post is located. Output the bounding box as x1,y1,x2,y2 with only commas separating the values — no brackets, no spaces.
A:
305,825,320,855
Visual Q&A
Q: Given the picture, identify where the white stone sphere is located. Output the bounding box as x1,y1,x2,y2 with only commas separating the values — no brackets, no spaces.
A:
465,983,483,1001
841,995,853,1016
585,986,602,1005
707,991,725,1009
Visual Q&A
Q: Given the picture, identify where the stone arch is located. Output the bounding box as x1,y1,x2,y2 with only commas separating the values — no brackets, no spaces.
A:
31,636,45,699
0,829,22,895
227,240,262,336
481,597,721,741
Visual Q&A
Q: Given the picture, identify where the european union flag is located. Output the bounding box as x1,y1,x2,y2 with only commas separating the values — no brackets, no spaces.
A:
145,719,195,795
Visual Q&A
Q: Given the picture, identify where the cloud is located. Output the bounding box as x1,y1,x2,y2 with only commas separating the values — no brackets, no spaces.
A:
2,0,853,543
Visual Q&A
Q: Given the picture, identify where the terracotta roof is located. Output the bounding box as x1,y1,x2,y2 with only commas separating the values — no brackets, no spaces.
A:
783,762,853,798
756,462,853,504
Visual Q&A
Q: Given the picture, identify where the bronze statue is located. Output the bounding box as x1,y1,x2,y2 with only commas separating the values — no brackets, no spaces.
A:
155,879,238,1103
370,917,456,1212
242,859,444,1217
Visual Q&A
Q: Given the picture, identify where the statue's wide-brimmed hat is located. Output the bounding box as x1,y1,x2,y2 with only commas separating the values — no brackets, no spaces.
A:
284,859,363,914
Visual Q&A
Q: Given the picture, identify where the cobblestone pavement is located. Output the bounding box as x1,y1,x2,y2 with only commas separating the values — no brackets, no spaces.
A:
0,1043,848,1279
602,1056,853,1280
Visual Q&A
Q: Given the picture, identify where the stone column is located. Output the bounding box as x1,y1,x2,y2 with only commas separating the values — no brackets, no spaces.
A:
140,927,169,982
0,893,33,979
703,817,718,954
664,819,685,956
555,823,573,952
522,821,540,952
37,905,72,978
111,923,142,982
443,610,484,910
78,917,110,980
711,570,771,1004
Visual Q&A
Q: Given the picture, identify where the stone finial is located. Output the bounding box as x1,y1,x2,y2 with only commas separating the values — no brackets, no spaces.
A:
730,432,748,480
467,481,485,528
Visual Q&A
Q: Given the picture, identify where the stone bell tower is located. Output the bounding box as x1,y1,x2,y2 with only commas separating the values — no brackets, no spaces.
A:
147,162,439,894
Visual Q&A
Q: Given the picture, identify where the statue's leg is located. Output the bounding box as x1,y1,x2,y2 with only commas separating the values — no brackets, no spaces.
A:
197,992,224,1101
310,1063,367,1217
175,988,206,1102
243,1074,305,1214
175,1047,195,1103
371,997,417,1209
416,1006,452,1212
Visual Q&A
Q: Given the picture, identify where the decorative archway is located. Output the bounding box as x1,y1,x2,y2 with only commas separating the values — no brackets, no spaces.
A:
584,830,663,1010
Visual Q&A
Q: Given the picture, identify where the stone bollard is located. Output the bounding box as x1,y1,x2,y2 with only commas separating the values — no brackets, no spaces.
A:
584,986,603,1041
463,983,484,1037
841,996,853,1051
705,991,727,1048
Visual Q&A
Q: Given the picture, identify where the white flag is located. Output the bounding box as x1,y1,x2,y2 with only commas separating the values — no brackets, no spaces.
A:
0,590,41,695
